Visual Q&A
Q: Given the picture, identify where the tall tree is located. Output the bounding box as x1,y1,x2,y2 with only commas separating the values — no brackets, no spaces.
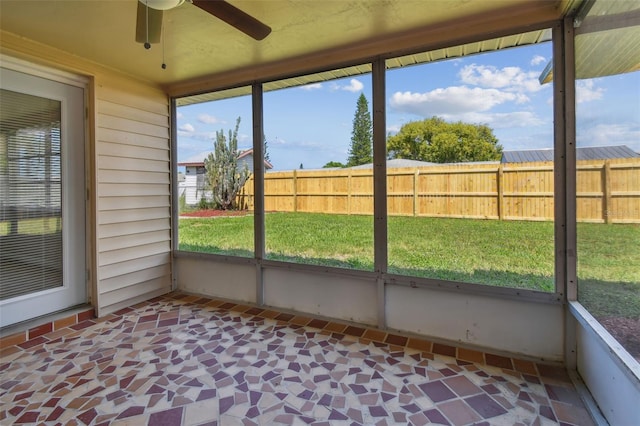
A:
323,161,346,168
347,93,373,167
204,117,251,210
387,117,502,163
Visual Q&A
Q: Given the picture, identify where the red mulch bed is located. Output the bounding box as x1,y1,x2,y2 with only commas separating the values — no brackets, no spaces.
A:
180,209,250,218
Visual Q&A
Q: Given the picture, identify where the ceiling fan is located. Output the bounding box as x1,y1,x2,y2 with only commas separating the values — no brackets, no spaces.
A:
136,0,271,49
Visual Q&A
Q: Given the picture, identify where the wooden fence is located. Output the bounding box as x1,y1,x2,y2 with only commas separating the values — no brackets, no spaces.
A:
239,158,640,223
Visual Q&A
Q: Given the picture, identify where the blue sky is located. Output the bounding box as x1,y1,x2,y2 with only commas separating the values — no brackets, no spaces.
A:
177,41,639,171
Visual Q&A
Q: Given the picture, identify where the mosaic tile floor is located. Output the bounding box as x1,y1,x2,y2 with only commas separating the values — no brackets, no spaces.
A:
1,293,595,425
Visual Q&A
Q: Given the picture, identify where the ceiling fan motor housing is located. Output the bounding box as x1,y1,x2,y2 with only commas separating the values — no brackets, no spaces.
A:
141,0,185,11
136,0,272,46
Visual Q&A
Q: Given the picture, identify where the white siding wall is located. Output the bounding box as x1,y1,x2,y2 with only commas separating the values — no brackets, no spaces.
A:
0,32,173,318
237,155,254,173
95,75,172,315
181,173,199,205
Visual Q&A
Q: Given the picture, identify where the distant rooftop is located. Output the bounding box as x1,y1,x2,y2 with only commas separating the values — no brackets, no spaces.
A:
502,145,639,163
348,159,436,170
178,149,273,169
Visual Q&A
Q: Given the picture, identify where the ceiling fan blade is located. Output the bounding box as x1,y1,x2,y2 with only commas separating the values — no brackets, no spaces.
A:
192,0,271,41
136,1,163,44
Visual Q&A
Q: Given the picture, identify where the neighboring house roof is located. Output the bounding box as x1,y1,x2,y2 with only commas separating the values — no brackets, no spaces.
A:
501,145,640,163
348,159,436,170
177,149,274,169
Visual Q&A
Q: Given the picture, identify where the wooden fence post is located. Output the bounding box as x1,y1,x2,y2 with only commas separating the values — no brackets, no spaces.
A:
347,170,352,215
254,160,638,222
603,160,612,223
497,164,504,220
413,169,419,217
292,169,298,213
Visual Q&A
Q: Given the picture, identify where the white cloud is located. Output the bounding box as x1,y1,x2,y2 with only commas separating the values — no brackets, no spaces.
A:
389,87,546,130
390,86,519,116
299,83,322,91
269,137,287,145
331,78,364,93
176,111,183,119
459,64,544,93
178,123,195,133
177,123,217,141
443,111,544,128
343,79,364,92
576,79,604,103
178,143,209,159
387,124,401,134
530,55,546,66
238,133,251,144
296,140,327,150
197,113,224,124
269,138,335,152
577,123,640,150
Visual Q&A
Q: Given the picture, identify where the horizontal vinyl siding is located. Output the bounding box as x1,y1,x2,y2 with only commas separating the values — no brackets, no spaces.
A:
95,76,172,316
99,183,170,197
100,252,171,281
99,207,171,224
99,218,170,238
98,195,169,211
100,264,171,294
100,277,170,308
99,230,170,252
98,142,170,162
97,128,169,150
98,156,169,173
99,241,170,266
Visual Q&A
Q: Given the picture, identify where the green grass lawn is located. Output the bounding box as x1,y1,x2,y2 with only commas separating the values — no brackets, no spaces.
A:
178,212,639,318
577,222,640,319
0,218,61,236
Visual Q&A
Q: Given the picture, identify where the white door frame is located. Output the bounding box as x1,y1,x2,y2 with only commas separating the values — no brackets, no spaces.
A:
0,57,88,327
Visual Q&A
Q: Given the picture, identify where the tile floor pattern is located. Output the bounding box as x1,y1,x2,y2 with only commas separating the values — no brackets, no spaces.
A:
0,293,595,426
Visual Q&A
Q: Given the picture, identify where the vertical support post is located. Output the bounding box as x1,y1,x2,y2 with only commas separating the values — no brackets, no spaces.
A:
252,83,266,306
170,98,179,290
497,164,504,220
603,160,612,223
554,18,577,370
372,58,387,329
563,18,577,304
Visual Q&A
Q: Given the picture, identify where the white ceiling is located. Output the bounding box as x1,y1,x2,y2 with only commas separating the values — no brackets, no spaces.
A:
1,1,578,97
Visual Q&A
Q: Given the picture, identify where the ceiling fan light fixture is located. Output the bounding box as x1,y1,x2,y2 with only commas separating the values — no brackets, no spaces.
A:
141,0,185,11
135,0,271,45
